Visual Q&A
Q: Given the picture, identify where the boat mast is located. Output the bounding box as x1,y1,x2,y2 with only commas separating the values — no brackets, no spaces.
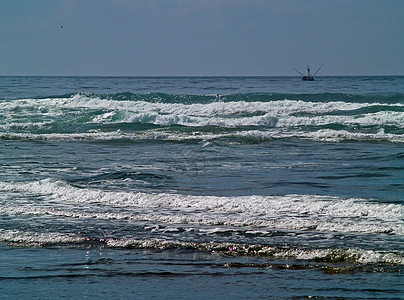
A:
293,64,323,81
313,64,324,76
293,68,305,76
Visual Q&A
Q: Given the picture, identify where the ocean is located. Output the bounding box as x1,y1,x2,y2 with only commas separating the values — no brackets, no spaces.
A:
0,76,403,299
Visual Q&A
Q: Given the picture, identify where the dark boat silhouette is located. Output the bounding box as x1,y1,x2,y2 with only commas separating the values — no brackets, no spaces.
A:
293,64,323,81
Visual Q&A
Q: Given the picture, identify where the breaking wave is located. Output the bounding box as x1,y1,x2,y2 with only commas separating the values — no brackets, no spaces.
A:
1,179,403,236
1,92,403,143
1,230,402,267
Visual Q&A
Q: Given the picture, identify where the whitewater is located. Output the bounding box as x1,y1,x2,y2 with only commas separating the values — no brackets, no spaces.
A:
0,76,403,299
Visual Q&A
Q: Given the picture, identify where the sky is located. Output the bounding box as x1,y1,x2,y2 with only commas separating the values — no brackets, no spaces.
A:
0,0,403,76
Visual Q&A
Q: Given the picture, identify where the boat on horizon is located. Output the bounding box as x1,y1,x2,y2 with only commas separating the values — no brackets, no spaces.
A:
293,64,323,81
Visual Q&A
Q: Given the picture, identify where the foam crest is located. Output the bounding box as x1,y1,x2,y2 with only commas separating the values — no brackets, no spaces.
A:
1,230,402,265
0,131,127,141
0,229,82,246
1,127,402,143
60,95,404,128
2,94,403,126
300,128,404,143
1,94,403,144
62,94,404,114
1,179,403,235
105,239,404,265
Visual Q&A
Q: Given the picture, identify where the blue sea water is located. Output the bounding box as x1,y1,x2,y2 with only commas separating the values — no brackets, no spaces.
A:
0,76,403,299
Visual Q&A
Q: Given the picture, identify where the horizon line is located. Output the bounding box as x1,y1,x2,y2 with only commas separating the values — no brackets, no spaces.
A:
1,74,403,77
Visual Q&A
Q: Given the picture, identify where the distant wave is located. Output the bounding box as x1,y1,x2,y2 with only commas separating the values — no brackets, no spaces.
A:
1,92,403,143
35,91,404,104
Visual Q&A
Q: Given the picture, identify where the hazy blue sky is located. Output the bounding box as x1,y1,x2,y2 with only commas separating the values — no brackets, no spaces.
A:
1,0,403,76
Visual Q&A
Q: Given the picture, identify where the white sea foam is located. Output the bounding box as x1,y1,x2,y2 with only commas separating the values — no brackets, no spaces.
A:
61,94,403,115
1,179,403,235
0,228,82,246
104,238,404,265
0,131,127,141
1,127,403,143
1,229,401,265
1,95,403,143
64,96,404,128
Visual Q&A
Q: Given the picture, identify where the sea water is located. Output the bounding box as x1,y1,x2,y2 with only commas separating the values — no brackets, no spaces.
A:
0,76,403,299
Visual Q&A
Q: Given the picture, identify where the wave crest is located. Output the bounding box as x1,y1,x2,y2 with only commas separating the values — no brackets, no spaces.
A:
1,93,403,143
1,179,403,235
